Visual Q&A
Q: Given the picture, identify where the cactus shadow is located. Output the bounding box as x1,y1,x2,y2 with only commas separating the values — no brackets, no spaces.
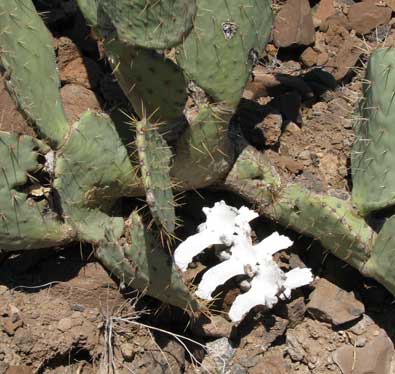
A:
237,68,337,150
0,244,92,293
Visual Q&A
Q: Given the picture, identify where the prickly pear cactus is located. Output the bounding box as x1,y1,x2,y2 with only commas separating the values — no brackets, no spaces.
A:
96,211,199,311
54,111,138,242
364,215,395,294
0,0,201,310
135,118,176,234
176,0,273,106
351,48,395,215
9,0,395,314
104,40,188,125
0,132,75,251
0,0,278,312
171,104,234,189
225,147,375,274
75,0,395,301
0,0,69,147
99,0,197,49
88,0,273,123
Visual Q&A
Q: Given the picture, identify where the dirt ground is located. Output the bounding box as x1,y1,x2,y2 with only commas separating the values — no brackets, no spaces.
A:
2,0,395,373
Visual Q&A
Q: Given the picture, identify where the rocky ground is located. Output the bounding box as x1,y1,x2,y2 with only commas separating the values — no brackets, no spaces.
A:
2,0,395,373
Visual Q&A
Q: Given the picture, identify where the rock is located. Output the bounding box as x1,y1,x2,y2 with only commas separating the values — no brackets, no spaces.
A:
0,77,34,136
8,305,21,324
55,36,81,71
299,150,312,166
307,278,365,326
201,338,235,373
61,84,101,124
347,314,373,336
286,157,304,173
243,66,314,100
259,113,283,146
314,0,336,25
365,23,391,43
71,304,85,312
159,339,185,372
286,319,341,371
348,2,392,35
60,56,102,89
5,367,33,374
317,51,329,66
311,101,328,116
57,317,73,332
300,47,318,67
229,364,248,374
328,97,352,118
320,153,347,184
0,363,8,374
320,13,351,32
248,348,290,374
285,296,307,328
333,329,394,374
243,71,277,100
273,0,315,47
131,335,184,373
239,315,289,353
14,329,34,354
326,34,362,80
283,122,302,136
385,0,395,11
286,333,306,362
2,319,18,336
191,314,233,338
121,343,135,361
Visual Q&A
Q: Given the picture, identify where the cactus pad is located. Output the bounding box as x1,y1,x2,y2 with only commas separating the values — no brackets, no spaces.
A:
225,147,374,273
0,132,75,250
76,0,99,27
99,0,196,49
352,48,395,214
54,111,138,242
105,41,187,125
0,0,69,147
135,118,176,234
364,215,395,294
96,211,200,310
172,104,234,189
176,0,273,106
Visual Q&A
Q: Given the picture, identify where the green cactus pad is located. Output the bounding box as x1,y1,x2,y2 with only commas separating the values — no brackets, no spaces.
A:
98,0,196,49
171,104,235,189
0,132,75,251
176,0,273,106
54,111,139,242
135,119,176,234
96,210,199,310
104,40,187,126
76,0,98,27
279,185,372,272
364,215,395,294
352,48,395,215
225,147,374,273
0,0,69,147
